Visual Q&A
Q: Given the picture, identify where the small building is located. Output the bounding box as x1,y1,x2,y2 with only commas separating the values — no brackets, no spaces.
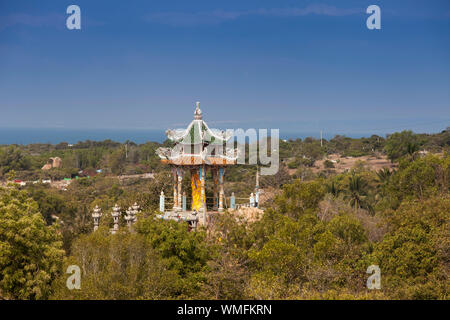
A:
41,157,62,170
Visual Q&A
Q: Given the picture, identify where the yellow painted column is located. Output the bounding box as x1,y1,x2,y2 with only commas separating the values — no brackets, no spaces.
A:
191,170,201,211
200,166,206,213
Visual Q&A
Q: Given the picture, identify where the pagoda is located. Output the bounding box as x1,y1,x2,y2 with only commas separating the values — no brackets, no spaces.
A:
156,102,239,227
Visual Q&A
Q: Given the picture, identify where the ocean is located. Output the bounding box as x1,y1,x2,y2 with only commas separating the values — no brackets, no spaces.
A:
0,127,377,145
0,128,167,145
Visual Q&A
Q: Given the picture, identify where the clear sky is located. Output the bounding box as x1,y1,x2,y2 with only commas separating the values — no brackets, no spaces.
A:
1,0,449,136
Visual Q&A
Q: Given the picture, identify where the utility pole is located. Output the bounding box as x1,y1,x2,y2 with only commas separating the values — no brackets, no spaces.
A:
320,130,323,147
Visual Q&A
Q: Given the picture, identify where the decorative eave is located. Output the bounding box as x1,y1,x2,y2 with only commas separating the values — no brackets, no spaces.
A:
156,147,239,166
161,157,237,166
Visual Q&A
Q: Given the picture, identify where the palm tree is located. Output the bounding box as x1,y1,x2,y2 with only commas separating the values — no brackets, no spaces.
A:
376,168,392,184
326,181,340,197
375,167,393,199
406,142,419,159
345,173,373,214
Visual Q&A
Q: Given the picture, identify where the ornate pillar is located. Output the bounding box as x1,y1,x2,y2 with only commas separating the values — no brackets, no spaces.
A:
177,167,183,211
200,166,205,211
212,167,218,210
200,166,206,224
230,192,236,209
92,205,102,231
159,191,165,212
218,167,225,212
172,166,178,210
125,207,133,227
191,168,201,212
111,204,120,234
132,202,140,223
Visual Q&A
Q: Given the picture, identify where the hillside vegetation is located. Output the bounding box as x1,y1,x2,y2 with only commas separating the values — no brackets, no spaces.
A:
0,129,449,299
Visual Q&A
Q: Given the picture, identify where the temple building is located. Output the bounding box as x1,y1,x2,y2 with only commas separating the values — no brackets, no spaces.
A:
90,102,261,233
156,102,239,228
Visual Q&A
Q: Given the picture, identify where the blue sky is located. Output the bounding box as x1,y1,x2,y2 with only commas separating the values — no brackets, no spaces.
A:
0,0,449,136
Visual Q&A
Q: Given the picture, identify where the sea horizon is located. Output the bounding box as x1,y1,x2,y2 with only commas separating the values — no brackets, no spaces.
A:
0,127,445,145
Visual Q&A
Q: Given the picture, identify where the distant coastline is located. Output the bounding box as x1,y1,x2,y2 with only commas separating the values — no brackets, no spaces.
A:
0,127,442,145
0,128,168,145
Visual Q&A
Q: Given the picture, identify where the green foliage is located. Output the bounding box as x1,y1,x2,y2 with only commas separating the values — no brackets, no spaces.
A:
386,154,449,202
376,168,392,184
367,196,449,299
325,135,384,157
1,133,449,300
246,208,370,298
200,214,250,299
345,173,373,213
137,216,210,276
0,146,32,176
0,187,64,299
136,215,212,297
52,227,180,299
27,186,69,224
384,130,421,161
274,179,326,218
324,159,335,168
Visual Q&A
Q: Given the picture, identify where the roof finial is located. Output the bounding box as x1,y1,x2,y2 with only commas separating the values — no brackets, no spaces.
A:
194,101,202,120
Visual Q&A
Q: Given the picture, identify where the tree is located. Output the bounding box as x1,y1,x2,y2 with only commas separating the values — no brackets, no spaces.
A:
274,179,326,218
367,196,449,299
0,146,32,176
344,173,373,213
201,251,248,299
388,154,448,200
136,215,211,297
384,130,420,162
407,142,419,158
326,181,341,197
0,187,64,299
376,168,392,184
52,228,180,299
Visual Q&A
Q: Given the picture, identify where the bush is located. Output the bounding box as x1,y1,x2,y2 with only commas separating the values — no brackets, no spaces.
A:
324,160,335,168
0,187,64,299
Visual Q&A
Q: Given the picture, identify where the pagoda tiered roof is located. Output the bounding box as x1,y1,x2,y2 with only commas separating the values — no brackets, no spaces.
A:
166,102,232,145
156,102,238,166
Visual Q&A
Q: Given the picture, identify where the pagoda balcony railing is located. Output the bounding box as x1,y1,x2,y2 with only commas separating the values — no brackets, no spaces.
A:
161,194,256,213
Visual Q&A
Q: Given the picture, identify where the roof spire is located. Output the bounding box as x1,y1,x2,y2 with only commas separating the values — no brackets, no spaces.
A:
194,101,202,120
